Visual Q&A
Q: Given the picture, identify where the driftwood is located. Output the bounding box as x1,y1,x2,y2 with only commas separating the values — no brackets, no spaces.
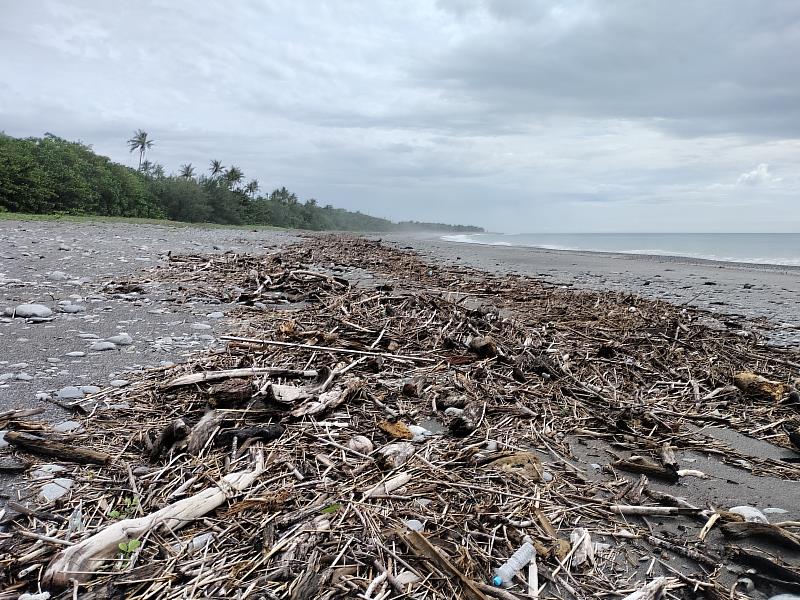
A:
620,577,675,600
4,431,111,464
42,452,265,588
402,530,489,600
719,521,800,550
612,457,679,482
162,367,318,389
148,418,189,462
733,371,786,401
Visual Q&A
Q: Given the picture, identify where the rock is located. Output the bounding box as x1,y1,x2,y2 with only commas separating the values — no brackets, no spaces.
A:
47,358,61,364
347,435,374,455
469,335,498,358
106,333,133,346
78,333,99,339
730,505,769,524
53,420,83,433
18,592,51,600
48,270,68,281
90,341,117,351
39,478,73,502
35,392,51,401
15,372,34,381
0,430,8,449
6,303,53,319
191,323,212,330
32,464,68,478
110,379,130,387
0,373,13,382
207,311,224,319
762,507,788,515
8,362,27,369
57,386,85,399
80,385,101,395
65,351,86,357
59,304,86,314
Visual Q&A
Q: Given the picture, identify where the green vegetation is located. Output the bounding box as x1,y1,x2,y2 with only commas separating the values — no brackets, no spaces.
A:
0,132,484,233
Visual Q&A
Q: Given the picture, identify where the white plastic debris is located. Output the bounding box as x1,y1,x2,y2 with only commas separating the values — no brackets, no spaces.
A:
729,506,769,524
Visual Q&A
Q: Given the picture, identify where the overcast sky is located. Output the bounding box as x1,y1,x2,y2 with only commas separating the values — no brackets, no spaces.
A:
1,1,798,232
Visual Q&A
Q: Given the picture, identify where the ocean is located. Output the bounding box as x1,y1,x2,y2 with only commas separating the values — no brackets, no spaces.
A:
441,232,800,267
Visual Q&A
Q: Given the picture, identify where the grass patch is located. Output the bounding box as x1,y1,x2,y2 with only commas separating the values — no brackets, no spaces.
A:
0,212,286,231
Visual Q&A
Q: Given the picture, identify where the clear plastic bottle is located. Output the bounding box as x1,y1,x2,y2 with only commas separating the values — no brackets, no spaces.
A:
492,541,536,588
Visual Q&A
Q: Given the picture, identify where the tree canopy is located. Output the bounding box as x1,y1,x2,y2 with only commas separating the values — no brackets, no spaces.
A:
0,132,484,233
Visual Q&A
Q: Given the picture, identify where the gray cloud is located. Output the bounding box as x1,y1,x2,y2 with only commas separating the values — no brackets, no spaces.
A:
0,0,798,232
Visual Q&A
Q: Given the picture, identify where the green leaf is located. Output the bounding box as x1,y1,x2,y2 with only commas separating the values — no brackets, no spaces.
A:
321,503,341,514
109,510,121,518
119,542,128,552
127,539,141,551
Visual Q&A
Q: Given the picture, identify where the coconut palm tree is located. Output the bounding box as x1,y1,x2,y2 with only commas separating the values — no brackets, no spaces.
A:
179,163,196,179
152,164,166,179
140,160,154,176
245,179,259,198
209,159,224,179
127,129,154,170
224,166,244,189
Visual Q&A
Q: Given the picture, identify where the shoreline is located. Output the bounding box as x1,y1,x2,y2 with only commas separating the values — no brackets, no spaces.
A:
384,233,800,349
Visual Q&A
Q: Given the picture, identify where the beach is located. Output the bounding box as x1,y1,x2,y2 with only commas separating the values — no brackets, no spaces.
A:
1,220,799,599
386,233,800,348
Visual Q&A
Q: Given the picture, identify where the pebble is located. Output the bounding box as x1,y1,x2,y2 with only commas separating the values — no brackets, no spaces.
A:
106,333,133,345
207,311,224,319
730,506,769,524
80,385,101,395
57,386,84,399
59,304,86,314
191,323,212,330
110,379,130,387
47,357,61,364
78,333,99,339
39,478,73,502
35,392,51,401
9,362,28,369
0,373,13,382
5,303,53,318
65,351,86,357
32,464,68,478
53,420,83,433
15,372,34,381
90,341,117,351
48,270,68,281
0,430,7,449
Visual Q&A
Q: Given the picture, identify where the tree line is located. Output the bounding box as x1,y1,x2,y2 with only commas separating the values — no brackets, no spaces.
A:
0,131,483,233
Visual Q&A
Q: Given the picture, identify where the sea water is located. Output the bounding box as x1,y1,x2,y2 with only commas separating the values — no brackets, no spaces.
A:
441,233,800,267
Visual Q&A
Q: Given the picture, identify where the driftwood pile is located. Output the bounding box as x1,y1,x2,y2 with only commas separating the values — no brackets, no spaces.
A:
1,234,799,599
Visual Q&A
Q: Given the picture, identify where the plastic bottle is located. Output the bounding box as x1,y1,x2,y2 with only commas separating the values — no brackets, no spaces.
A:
492,541,536,588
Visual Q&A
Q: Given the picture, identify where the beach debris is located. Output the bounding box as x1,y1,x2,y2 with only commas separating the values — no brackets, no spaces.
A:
729,505,769,524
733,371,786,401
3,235,800,599
492,539,536,587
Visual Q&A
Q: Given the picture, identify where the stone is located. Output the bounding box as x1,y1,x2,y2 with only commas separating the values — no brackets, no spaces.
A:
35,392,51,401
9,362,28,369
57,386,84,400
0,373,13,382
6,304,53,319
110,379,130,387
0,430,7,449
53,420,83,433
106,333,133,345
59,304,86,314
15,372,34,381
90,341,117,351
32,464,68,478
47,358,62,364
48,271,68,281
191,323,212,330
78,333,99,339
65,351,86,357
207,311,224,319
39,478,73,502
80,385,101,395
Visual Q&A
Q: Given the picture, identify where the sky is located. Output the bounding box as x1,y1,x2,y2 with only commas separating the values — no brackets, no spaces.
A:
1,0,798,232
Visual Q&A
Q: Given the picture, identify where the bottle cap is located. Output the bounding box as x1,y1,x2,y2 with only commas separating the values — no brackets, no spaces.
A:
492,575,503,587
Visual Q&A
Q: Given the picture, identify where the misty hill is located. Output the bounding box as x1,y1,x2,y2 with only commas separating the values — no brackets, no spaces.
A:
0,133,483,233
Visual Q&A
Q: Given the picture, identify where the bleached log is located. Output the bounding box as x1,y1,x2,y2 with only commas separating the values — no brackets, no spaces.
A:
42,453,265,589
620,577,675,600
162,367,318,389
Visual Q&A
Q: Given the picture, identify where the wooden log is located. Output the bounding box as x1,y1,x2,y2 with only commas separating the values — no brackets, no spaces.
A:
659,443,678,471
161,367,318,389
611,505,701,517
43,453,265,589
612,458,679,482
402,530,489,600
4,431,111,465
720,522,800,550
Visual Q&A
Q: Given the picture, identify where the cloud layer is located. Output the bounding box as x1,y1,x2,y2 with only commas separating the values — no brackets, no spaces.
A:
1,0,798,231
